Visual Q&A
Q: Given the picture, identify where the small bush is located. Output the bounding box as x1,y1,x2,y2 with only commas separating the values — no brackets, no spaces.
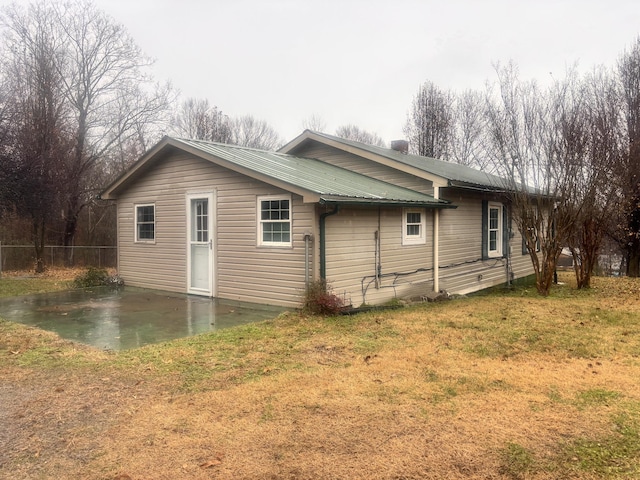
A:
73,267,110,288
302,279,344,315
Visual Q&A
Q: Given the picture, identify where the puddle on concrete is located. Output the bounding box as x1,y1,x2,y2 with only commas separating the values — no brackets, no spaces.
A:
0,287,287,350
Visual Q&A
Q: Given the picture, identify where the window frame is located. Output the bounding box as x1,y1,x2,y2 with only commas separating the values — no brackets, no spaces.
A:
482,200,510,260
257,195,292,248
402,208,427,246
135,203,156,243
192,198,209,243
487,203,503,257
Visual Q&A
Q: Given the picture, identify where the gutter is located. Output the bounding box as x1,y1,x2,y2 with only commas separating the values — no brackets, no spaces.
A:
319,204,340,280
319,197,455,209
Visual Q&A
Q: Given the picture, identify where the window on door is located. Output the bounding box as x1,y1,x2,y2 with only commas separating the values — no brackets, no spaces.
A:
193,199,209,242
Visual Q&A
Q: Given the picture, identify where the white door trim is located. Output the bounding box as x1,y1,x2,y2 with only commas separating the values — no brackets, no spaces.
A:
186,191,215,296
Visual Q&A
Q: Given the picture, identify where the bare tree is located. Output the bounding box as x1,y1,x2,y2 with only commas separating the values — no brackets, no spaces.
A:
547,69,599,289
450,89,491,169
335,124,386,147
566,67,623,287
404,80,454,158
55,1,171,257
617,37,640,277
172,98,232,143
0,6,71,271
302,114,327,133
485,62,577,296
230,115,283,150
0,1,172,262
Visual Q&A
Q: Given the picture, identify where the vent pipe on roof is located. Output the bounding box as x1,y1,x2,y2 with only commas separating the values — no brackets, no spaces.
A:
391,140,409,154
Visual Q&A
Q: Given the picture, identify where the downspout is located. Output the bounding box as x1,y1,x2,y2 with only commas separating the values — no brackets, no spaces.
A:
374,230,379,288
506,205,513,287
319,204,340,280
303,232,313,288
433,186,440,292
375,207,381,288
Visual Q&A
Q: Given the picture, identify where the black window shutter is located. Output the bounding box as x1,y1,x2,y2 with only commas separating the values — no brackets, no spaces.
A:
502,205,509,258
481,200,488,260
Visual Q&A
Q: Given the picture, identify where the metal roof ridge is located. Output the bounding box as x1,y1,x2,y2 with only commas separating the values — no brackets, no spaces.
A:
171,135,447,203
304,130,507,188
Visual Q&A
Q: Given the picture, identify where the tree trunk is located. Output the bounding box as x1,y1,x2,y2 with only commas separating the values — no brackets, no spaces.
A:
63,192,81,267
63,210,78,266
628,249,640,277
32,216,46,273
533,249,557,296
572,219,601,289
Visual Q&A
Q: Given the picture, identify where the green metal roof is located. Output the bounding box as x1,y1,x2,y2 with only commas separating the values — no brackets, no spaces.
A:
173,137,451,207
282,131,509,191
102,136,452,208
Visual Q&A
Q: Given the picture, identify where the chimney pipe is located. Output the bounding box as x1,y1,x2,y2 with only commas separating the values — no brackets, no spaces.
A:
391,140,409,154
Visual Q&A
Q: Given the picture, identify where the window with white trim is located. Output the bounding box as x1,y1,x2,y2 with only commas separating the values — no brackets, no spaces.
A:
258,195,291,247
135,204,155,242
487,202,502,257
402,208,426,245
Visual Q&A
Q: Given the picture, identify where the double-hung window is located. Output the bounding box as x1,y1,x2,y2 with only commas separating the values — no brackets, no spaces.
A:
258,195,291,247
488,204,501,256
402,208,426,245
485,202,503,258
135,204,155,242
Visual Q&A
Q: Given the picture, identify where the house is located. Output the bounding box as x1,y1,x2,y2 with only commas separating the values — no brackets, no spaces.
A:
279,131,534,299
100,132,534,308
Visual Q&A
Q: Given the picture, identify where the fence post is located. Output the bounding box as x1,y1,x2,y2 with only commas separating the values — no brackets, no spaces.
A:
0,241,2,277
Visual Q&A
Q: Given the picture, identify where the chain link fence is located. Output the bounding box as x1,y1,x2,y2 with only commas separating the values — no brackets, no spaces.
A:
0,244,116,273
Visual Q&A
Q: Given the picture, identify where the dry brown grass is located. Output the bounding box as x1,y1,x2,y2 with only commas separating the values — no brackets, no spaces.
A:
1,266,112,281
1,273,640,479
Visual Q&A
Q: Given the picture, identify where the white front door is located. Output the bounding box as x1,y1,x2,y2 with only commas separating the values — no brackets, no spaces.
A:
187,193,214,296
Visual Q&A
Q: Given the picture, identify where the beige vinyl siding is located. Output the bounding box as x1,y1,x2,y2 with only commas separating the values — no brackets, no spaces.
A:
437,190,534,294
511,226,536,281
116,152,313,307
217,195,313,306
294,143,434,195
324,207,434,306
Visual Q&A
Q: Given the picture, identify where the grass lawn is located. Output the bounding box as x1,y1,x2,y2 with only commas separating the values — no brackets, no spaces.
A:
1,271,640,479
0,272,73,298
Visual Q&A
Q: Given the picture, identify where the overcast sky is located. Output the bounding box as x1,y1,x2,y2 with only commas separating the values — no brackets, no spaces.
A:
6,0,640,145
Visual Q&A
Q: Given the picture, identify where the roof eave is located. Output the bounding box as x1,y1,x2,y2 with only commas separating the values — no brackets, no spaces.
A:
447,180,548,198
281,130,450,188
319,196,456,209
100,136,322,203
170,138,326,202
100,135,175,199
447,180,510,193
